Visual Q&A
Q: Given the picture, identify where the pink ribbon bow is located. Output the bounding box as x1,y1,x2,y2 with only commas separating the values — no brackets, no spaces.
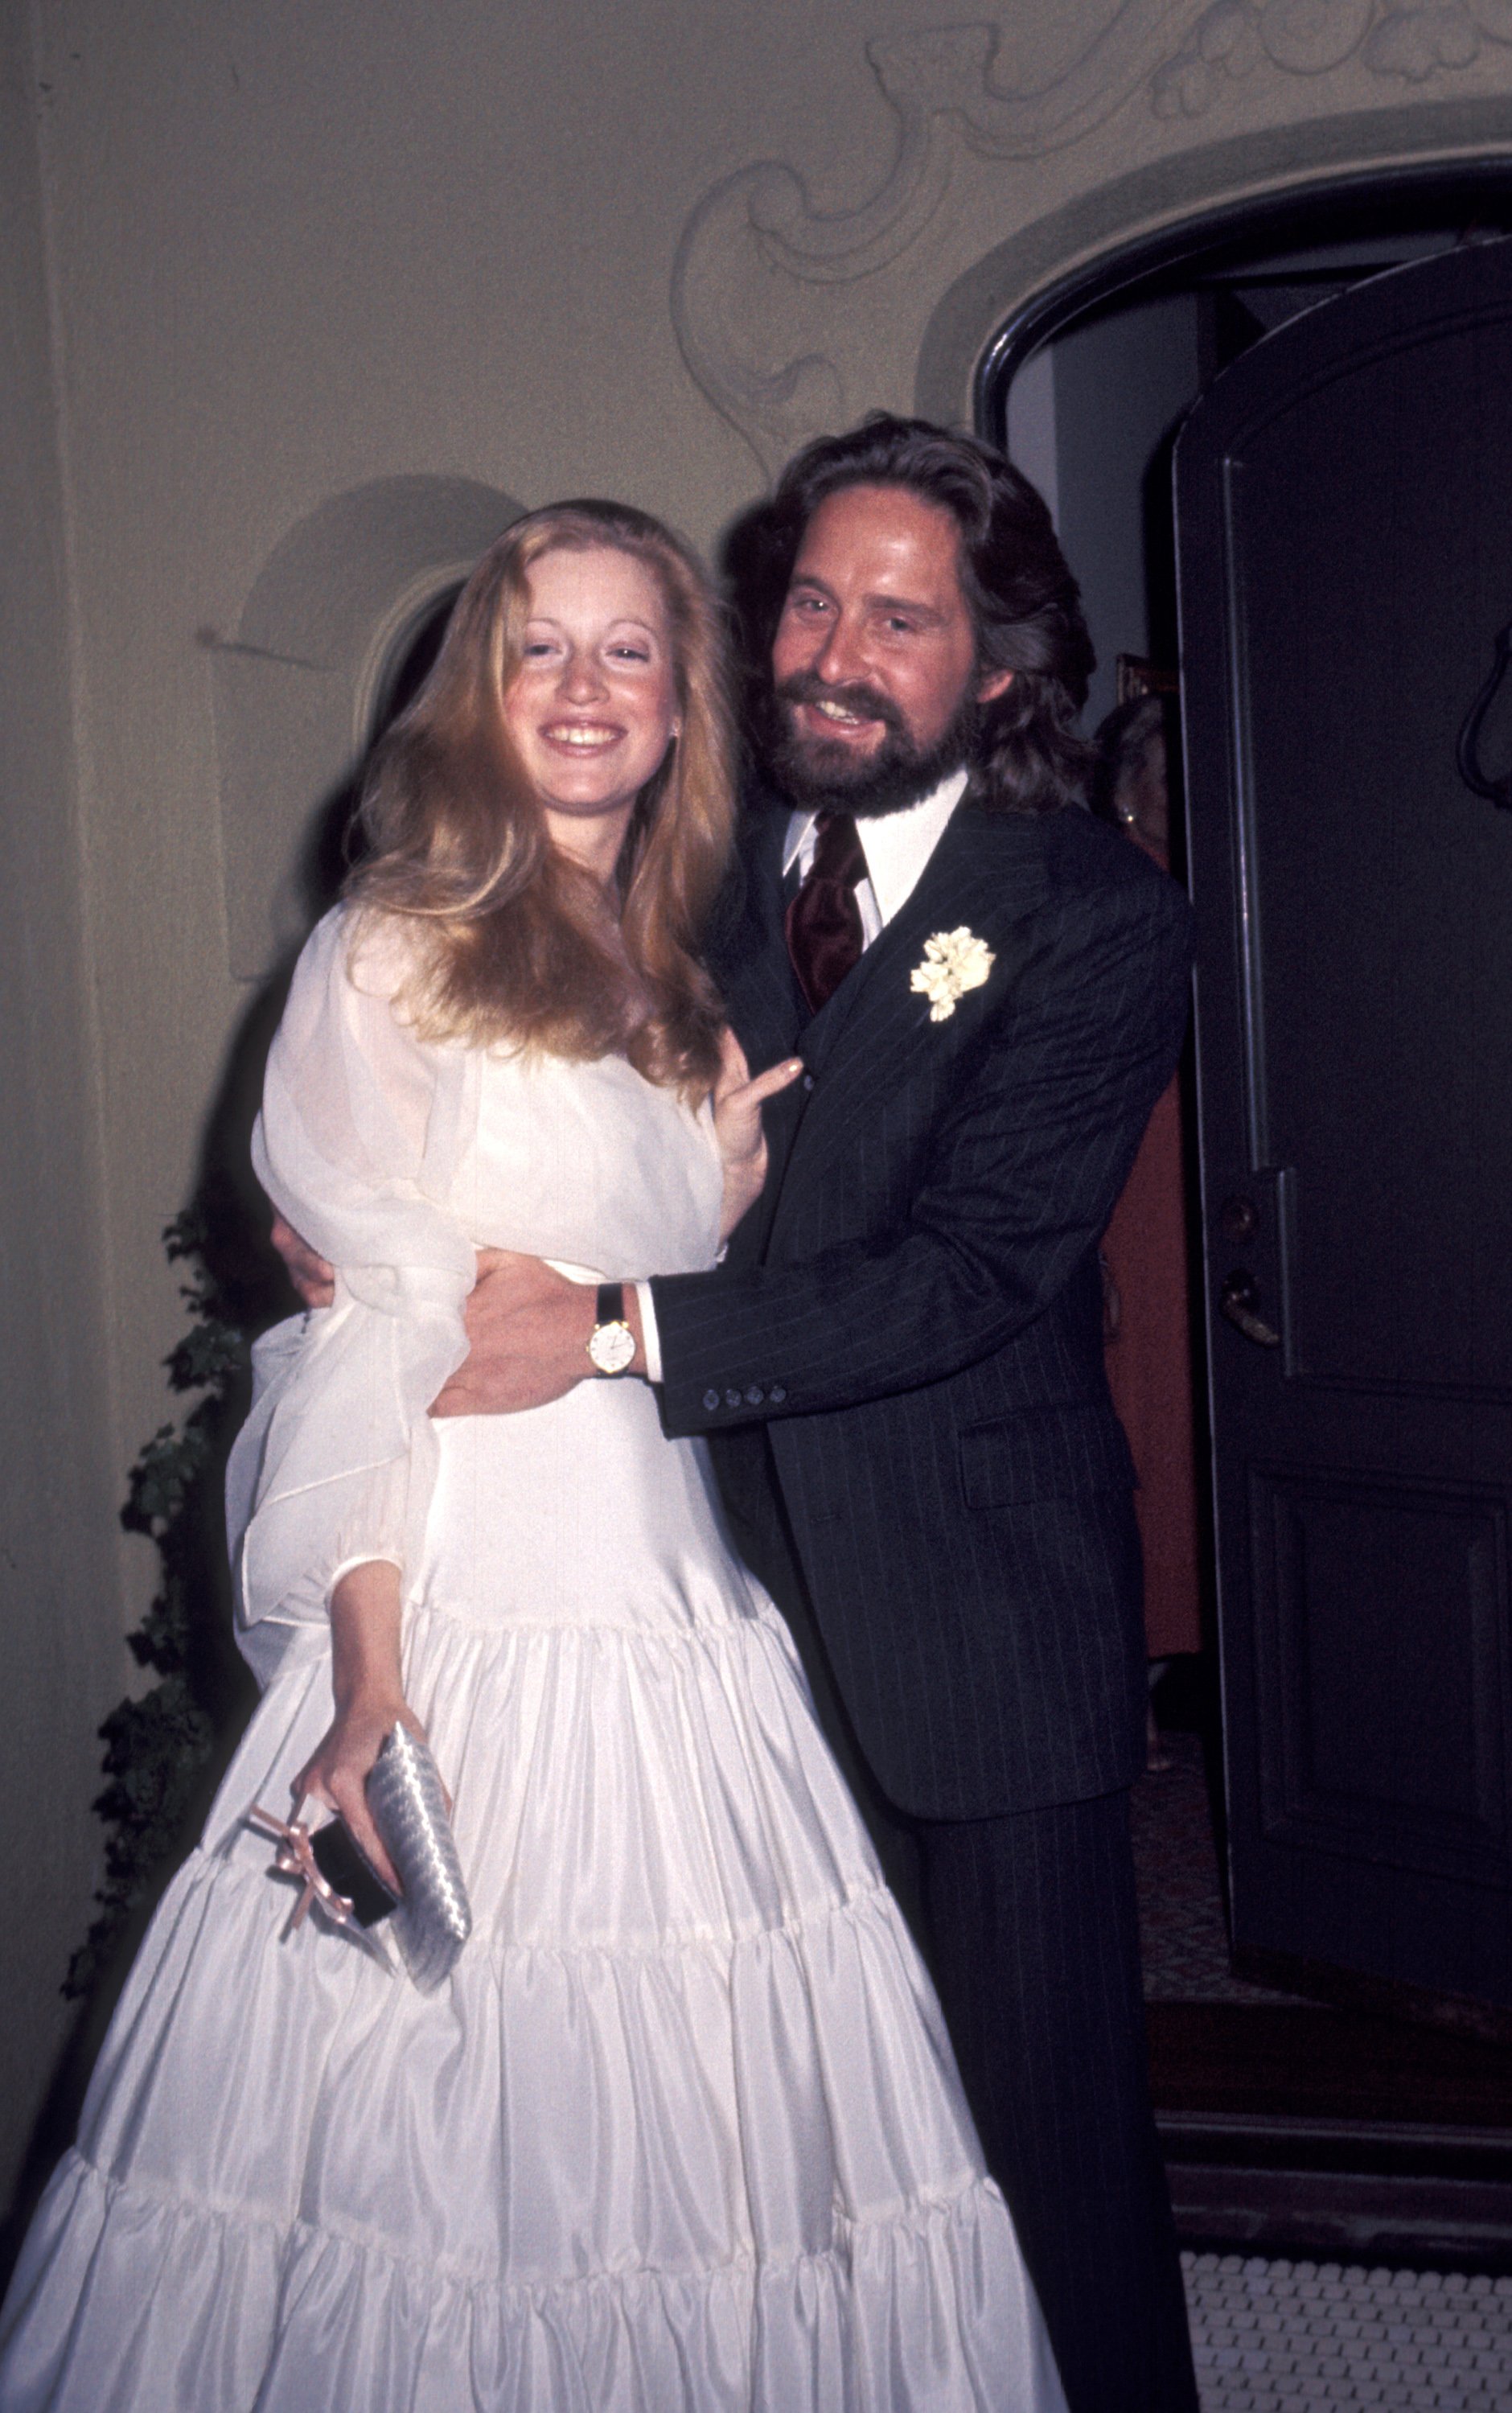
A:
247,1803,393,1971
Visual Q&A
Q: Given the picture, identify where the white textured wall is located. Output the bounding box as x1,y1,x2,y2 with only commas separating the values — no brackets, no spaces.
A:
5,0,1510,2222
24,0,965,1622
0,0,120,2226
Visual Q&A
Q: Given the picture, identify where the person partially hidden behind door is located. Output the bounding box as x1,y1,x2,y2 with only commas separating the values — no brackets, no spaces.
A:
1094,692,1204,1771
275,417,1200,2411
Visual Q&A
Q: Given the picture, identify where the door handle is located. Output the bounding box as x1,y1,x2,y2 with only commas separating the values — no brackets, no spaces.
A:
1457,618,1512,809
1218,1269,1281,1347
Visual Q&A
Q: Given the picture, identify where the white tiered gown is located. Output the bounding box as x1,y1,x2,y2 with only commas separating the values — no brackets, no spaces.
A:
0,909,1065,2413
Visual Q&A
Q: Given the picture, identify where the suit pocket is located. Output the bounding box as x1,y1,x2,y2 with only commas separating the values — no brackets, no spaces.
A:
958,1404,1136,1511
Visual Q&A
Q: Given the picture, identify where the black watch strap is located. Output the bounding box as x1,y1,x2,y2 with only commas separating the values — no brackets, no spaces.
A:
596,1281,625,1326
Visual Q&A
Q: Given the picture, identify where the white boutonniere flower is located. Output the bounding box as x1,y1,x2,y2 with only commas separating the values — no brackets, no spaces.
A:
910,927,995,1022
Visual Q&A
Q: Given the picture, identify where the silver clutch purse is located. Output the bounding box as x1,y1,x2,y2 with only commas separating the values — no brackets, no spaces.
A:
366,1724,473,1992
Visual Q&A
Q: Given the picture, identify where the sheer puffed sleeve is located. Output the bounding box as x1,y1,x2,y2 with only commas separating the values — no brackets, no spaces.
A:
225,905,478,1687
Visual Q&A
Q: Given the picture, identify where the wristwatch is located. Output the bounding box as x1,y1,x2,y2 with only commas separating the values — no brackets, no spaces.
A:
586,1281,637,1376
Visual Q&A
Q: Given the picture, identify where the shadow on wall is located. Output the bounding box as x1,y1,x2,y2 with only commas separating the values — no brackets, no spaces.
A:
199,476,512,1365
201,563,473,1330
209,473,523,981
199,473,519,1312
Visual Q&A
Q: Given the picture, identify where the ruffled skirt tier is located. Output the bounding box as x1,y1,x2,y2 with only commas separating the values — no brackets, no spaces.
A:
1,1495,1062,2408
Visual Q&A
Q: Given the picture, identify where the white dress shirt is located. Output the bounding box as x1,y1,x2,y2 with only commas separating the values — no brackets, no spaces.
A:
635,769,970,1381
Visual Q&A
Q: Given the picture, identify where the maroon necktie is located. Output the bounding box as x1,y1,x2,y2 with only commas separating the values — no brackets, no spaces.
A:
784,812,866,1014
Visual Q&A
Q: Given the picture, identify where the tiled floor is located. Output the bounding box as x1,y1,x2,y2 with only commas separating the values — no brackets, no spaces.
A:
1137,1733,1512,2401
1185,2254,1512,2408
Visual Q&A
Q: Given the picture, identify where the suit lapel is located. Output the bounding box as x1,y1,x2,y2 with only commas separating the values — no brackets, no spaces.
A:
713,803,806,1071
715,797,1060,1257
708,802,806,1273
773,806,1054,1206
803,804,1050,1077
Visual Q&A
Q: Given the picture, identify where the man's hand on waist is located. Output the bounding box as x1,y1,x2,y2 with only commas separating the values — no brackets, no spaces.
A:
269,1219,647,1413
270,1213,336,1310
431,1251,647,1416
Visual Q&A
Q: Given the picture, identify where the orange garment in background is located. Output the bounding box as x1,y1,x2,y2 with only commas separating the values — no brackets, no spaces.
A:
1093,697,1202,1661
1103,1073,1202,1656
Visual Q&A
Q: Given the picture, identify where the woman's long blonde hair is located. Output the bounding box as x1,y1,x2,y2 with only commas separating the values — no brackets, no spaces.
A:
347,501,734,1095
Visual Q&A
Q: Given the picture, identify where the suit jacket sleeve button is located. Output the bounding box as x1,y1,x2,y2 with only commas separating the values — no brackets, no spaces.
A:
745,1384,765,1406
802,1072,815,1091
724,1387,743,1409
769,1383,787,1404
702,1387,721,1412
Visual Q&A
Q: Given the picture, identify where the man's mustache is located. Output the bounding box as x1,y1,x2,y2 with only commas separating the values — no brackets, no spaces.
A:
774,671,909,742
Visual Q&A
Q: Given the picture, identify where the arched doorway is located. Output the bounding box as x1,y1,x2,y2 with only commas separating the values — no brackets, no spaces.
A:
979,165,1512,729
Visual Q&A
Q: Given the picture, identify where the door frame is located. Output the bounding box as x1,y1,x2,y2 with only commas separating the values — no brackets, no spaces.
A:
974,169,1512,2041
973,158,1512,435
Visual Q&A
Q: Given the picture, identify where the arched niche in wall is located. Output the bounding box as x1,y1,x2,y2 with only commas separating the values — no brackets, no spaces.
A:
212,474,524,980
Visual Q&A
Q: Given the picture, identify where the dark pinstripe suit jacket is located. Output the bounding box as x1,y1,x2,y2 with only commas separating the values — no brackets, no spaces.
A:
651,791,1194,1820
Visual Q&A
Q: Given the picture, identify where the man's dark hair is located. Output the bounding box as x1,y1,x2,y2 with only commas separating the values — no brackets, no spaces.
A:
735,412,1096,814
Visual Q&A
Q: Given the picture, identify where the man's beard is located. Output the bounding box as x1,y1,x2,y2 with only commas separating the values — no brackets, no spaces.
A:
764,672,982,820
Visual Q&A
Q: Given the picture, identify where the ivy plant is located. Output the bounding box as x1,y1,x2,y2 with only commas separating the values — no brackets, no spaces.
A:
65,1209,259,1997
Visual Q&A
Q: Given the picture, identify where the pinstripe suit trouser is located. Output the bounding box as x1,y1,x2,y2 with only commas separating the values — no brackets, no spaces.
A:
916,1799,1198,2413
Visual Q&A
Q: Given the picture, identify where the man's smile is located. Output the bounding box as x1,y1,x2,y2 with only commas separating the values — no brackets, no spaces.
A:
779,672,905,755
795,696,884,742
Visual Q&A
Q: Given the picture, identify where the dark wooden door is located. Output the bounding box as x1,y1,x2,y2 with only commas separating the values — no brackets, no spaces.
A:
1175,236,1512,2018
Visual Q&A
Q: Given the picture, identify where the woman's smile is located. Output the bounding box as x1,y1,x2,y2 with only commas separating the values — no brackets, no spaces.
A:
537,717,628,751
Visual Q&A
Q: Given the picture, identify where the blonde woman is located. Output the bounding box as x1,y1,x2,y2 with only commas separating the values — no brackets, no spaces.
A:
0,504,1064,2411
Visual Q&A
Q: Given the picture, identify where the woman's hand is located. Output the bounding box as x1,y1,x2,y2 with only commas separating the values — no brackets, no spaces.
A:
293,1696,427,1897
292,1560,426,1893
712,1030,804,1242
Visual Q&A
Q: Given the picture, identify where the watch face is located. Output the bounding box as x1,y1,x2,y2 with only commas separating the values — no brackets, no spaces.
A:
588,1319,636,1376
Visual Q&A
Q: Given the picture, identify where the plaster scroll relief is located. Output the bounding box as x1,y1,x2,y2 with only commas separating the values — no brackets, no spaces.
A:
1157,2,1512,116
672,5,1198,475
672,2,1512,475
